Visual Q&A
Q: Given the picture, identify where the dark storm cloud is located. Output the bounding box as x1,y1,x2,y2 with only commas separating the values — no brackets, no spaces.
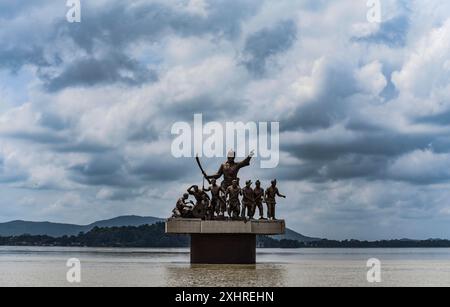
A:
51,141,114,154
129,156,196,182
345,118,385,132
283,61,358,131
0,0,46,18
415,110,450,126
41,52,158,92
159,95,250,124
1,124,114,154
68,151,197,190
284,131,433,162
0,0,262,91
242,20,298,76
389,170,450,186
278,154,387,183
253,148,387,183
2,130,67,145
353,15,410,47
278,127,450,184
37,111,71,132
0,46,50,73
97,188,145,202
0,157,29,184
0,0,60,72
55,0,260,52
69,153,135,187
320,155,387,181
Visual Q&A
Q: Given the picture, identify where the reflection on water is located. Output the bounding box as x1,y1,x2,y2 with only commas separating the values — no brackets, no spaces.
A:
165,264,287,287
1,247,450,287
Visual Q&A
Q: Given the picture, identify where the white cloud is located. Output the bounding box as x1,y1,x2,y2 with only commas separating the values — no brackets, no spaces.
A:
392,19,450,99
388,149,450,183
355,61,387,95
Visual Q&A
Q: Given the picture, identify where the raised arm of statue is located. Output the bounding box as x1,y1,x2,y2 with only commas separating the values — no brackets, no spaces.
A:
206,164,224,180
187,185,197,194
237,150,254,169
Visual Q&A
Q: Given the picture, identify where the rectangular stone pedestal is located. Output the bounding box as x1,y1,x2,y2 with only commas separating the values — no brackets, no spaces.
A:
166,219,285,264
166,219,285,235
191,234,256,264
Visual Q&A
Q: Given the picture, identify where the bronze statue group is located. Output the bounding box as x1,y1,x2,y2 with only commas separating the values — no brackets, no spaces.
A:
172,150,286,221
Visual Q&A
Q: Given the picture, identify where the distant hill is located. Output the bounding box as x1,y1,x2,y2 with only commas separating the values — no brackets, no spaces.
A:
272,228,321,242
89,216,162,229
0,221,85,238
0,216,319,242
0,216,163,237
2,223,449,248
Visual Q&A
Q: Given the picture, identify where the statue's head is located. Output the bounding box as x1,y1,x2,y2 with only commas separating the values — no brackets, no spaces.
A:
232,179,238,187
193,185,199,191
227,149,236,162
183,193,189,199
256,180,261,187
246,180,252,187
271,179,277,186
211,178,216,185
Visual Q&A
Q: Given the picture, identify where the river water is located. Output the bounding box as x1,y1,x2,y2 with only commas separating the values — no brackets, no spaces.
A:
1,247,449,287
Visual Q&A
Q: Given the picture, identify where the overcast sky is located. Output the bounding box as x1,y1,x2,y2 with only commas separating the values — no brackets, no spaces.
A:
1,0,450,240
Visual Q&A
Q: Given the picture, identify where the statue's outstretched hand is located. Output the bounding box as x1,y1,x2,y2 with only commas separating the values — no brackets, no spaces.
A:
249,150,255,157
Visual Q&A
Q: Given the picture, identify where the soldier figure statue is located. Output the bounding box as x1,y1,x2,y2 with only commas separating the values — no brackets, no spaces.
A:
172,150,287,221
172,193,194,218
206,149,254,190
252,180,265,220
241,180,255,219
202,194,215,220
225,179,242,219
187,185,210,204
204,178,226,218
187,185,210,219
265,179,286,220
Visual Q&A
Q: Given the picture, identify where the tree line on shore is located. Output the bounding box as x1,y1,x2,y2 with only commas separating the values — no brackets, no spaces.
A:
1,222,450,248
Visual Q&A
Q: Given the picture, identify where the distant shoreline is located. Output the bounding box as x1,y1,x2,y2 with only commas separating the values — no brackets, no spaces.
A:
1,223,450,249
1,244,450,249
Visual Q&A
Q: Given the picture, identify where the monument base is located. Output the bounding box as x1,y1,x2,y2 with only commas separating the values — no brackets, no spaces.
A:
166,218,285,264
191,234,256,264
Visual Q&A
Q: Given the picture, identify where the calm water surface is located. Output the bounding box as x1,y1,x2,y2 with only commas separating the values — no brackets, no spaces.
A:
1,247,450,287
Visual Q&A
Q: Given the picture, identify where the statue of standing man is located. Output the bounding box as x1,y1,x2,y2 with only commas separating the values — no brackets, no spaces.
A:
252,180,265,220
206,150,254,190
265,179,286,220
241,180,255,219
225,179,242,219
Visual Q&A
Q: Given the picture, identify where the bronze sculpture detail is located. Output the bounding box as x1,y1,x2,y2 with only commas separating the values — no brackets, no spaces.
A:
241,180,254,219
265,179,286,220
206,150,254,189
252,180,265,219
226,179,242,219
171,150,286,220
172,193,194,218
203,178,226,218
